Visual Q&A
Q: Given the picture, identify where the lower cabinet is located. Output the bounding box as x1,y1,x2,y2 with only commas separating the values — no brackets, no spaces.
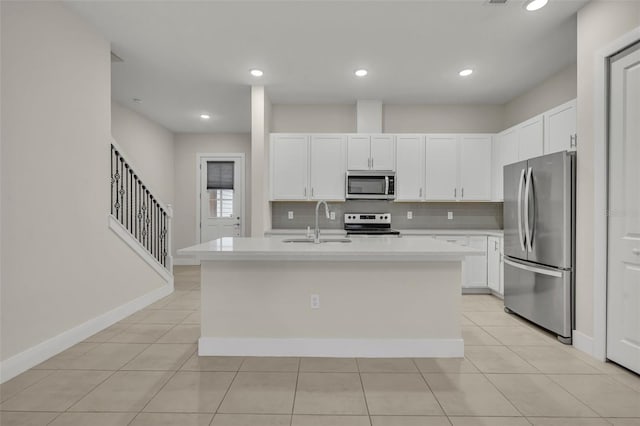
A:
487,235,504,297
435,235,487,290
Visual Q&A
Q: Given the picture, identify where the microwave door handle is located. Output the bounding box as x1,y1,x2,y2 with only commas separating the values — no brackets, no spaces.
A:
385,176,389,195
517,168,526,252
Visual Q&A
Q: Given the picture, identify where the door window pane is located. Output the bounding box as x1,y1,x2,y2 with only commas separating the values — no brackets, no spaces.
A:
208,189,234,218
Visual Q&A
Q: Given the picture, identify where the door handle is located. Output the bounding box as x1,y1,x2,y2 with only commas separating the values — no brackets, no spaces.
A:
633,248,640,256
504,257,563,278
524,167,533,252
419,188,423,198
517,168,526,251
461,188,464,199
371,158,374,169
311,188,314,197
454,188,457,198
304,187,307,197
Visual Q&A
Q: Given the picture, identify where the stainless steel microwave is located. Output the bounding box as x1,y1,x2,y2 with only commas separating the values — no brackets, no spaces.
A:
346,171,395,200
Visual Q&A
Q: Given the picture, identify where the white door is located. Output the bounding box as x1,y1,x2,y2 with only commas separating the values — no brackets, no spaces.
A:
370,135,395,170
395,135,425,201
310,135,346,200
200,156,244,243
459,135,492,201
467,236,488,288
544,99,577,154
607,43,640,374
271,135,309,200
347,136,371,170
425,135,458,201
518,115,544,160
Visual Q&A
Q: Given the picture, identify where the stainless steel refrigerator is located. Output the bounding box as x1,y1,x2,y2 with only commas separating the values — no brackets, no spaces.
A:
503,150,576,344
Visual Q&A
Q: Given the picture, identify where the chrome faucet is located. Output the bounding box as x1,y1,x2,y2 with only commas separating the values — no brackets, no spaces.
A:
314,200,330,243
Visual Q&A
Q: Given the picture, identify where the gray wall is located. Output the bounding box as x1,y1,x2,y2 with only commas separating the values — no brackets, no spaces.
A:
272,201,503,231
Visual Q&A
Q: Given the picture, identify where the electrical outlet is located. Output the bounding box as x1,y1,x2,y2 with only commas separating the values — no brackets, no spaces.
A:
288,211,294,220
407,211,413,220
330,211,336,220
448,211,453,220
310,294,320,309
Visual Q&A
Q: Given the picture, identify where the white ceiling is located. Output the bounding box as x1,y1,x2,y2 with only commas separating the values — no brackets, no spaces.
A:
66,0,587,133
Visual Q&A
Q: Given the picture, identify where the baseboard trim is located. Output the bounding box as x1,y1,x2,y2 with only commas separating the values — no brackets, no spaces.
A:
198,337,464,358
108,214,173,282
462,287,492,295
173,257,200,266
573,330,595,358
0,284,173,383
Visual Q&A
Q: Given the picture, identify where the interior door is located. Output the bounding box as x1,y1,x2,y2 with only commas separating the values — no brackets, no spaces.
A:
607,42,640,374
200,157,243,243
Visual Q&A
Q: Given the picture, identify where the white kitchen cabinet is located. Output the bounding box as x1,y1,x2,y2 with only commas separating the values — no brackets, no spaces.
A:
395,135,425,201
487,236,501,294
544,99,577,154
310,135,347,200
518,115,544,160
466,236,488,288
492,128,518,201
459,135,492,201
347,135,395,171
271,135,309,200
425,135,458,201
436,235,487,289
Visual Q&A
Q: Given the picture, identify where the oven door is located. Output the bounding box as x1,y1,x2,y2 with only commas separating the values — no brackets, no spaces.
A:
346,173,394,200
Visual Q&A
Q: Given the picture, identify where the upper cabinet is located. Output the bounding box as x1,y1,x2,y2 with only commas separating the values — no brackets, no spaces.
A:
270,135,309,200
271,134,346,201
544,99,577,155
347,135,395,170
425,135,492,201
492,128,518,201
518,115,544,161
396,135,425,201
425,135,459,201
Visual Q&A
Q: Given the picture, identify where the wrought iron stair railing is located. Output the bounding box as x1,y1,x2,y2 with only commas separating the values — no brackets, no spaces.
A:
110,144,172,271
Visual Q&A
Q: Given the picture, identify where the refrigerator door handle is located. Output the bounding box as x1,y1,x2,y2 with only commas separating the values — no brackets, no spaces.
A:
504,257,563,278
517,168,526,251
524,166,533,252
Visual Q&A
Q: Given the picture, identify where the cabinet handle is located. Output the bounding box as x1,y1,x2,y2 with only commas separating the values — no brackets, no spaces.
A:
461,188,464,199
419,188,423,198
311,188,314,197
371,158,374,169
454,188,457,198
368,158,371,168
304,187,307,197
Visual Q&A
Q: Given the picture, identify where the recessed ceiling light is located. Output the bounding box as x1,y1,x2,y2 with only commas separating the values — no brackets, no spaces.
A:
354,69,368,77
250,69,264,77
525,0,548,11
200,114,211,120
459,69,473,77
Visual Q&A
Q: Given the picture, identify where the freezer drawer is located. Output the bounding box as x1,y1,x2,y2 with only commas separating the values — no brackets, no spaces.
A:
503,257,573,339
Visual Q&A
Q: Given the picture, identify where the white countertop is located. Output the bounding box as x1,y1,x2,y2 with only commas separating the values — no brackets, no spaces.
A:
265,228,503,237
179,236,483,262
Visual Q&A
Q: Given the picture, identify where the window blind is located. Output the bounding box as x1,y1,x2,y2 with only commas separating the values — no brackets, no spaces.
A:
207,161,234,190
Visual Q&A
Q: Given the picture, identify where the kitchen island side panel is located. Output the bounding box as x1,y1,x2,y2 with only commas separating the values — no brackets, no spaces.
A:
199,260,462,357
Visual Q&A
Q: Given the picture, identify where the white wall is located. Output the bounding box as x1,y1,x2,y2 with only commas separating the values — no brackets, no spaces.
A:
271,104,356,133
173,133,251,261
384,104,505,133
575,0,640,339
111,102,175,205
1,1,167,371
504,63,578,129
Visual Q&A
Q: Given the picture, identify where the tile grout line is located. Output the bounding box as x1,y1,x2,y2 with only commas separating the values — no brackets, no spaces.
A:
412,358,452,426
207,363,242,426
354,359,373,426
289,357,301,426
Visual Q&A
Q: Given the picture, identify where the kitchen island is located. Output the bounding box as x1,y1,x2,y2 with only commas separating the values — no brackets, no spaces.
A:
179,236,481,358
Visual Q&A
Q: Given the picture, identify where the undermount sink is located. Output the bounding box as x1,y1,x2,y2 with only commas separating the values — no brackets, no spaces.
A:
283,238,352,244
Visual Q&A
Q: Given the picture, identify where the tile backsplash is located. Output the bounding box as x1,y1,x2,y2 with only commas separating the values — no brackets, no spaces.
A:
271,201,503,230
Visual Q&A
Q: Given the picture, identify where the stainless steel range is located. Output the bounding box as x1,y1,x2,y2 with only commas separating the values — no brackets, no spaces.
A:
344,213,400,236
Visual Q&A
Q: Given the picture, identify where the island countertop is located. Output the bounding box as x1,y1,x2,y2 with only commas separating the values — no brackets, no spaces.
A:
179,236,483,262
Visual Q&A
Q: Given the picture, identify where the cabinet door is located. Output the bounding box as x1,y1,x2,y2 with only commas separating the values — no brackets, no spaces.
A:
545,99,576,154
395,135,425,201
370,135,396,170
518,115,544,160
425,135,458,201
487,236,500,293
310,135,347,200
460,135,492,201
491,136,503,201
492,129,518,201
271,135,309,200
466,236,488,288
347,136,371,170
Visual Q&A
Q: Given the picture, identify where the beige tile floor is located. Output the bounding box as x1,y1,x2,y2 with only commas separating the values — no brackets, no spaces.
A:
2,265,640,426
